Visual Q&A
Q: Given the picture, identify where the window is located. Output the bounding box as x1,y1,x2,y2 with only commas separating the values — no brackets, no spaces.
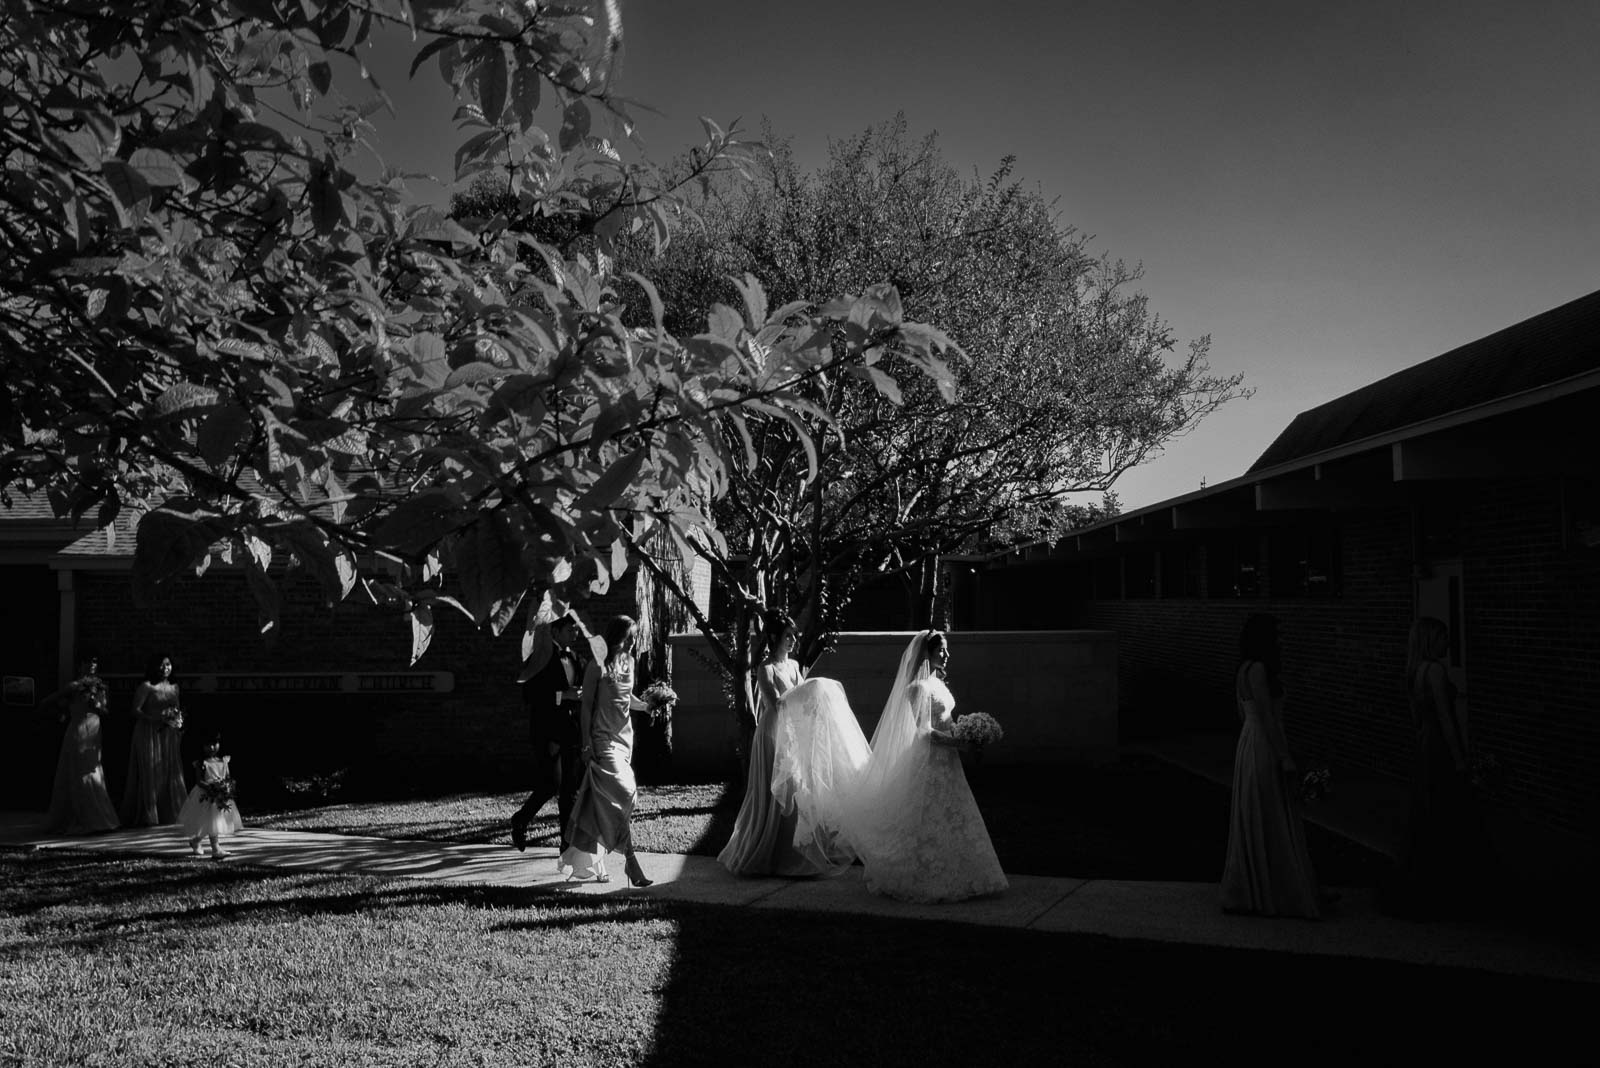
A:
1268,525,1341,597
1091,555,1121,599
1207,531,1260,598
1124,549,1157,598
1160,542,1203,597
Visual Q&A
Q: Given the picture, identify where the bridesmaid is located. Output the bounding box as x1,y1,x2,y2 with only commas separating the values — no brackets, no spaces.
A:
43,656,120,834
1393,616,1495,918
1219,614,1322,919
559,616,654,887
119,653,188,827
718,610,834,877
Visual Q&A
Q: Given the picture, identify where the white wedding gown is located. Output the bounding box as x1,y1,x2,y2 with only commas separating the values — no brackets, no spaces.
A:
840,675,1008,903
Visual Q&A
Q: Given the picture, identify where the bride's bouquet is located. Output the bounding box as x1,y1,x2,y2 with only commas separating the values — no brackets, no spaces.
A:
200,777,237,812
1298,766,1332,804
953,712,1004,748
1466,751,1505,793
639,681,678,725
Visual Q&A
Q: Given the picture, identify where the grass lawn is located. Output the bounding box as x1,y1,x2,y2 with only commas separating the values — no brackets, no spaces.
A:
247,752,1394,887
2,849,1589,1067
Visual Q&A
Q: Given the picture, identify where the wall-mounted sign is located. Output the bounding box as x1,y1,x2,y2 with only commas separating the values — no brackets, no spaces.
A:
185,672,455,695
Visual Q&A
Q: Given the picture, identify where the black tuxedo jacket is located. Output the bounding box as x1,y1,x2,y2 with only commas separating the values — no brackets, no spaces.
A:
524,646,584,746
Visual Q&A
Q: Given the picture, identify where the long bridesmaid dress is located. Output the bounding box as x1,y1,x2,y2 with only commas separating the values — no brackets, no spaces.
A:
119,681,187,827
718,658,842,876
1219,661,1321,918
45,687,120,834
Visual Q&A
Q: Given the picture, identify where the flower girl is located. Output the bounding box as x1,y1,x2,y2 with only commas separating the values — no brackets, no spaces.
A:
179,731,242,859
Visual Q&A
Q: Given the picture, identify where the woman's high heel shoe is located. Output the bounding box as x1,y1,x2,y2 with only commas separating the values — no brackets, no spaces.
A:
624,856,653,888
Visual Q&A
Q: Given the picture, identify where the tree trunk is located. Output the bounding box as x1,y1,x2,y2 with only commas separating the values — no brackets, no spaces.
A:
910,556,940,629
732,602,756,787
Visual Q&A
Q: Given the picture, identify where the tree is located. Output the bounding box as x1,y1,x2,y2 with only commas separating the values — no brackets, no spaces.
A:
0,2,956,665
616,118,1245,729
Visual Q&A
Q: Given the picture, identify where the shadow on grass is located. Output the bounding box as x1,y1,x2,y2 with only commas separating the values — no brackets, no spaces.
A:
6,850,1596,1067
635,904,1596,1068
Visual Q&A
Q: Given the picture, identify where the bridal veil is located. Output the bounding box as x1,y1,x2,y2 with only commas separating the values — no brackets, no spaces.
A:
834,631,936,868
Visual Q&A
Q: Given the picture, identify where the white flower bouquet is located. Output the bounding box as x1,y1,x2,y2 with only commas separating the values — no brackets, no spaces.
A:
953,712,1004,748
1299,767,1332,803
640,681,678,724
1466,752,1505,792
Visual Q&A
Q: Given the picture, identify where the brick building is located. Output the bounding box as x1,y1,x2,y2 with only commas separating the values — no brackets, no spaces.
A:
3,503,687,804
975,289,1600,848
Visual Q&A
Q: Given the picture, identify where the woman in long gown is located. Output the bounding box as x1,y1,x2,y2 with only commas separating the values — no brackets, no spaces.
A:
119,653,188,827
1392,616,1494,918
836,630,1008,904
720,611,866,876
44,665,120,835
1219,614,1321,919
559,616,654,887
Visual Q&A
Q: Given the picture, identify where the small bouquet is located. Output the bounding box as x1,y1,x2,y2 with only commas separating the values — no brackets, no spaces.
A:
640,681,678,724
1299,766,1332,804
1466,752,1505,792
200,777,237,813
953,712,1004,749
160,706,183,731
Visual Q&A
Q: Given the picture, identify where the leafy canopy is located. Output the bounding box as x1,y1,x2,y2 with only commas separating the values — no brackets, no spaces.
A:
0,1,956,662
615,117,1246,659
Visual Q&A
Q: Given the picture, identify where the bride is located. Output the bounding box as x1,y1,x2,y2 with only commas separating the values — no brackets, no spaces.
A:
839,630,1007,902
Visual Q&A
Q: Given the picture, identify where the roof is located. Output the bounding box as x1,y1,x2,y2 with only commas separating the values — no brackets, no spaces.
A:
54,506,140,561
1249,288,1600,472
0,491,72,522
0,490,100,557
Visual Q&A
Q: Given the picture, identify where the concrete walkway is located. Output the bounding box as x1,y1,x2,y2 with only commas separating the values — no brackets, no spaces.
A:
4,812,1596,986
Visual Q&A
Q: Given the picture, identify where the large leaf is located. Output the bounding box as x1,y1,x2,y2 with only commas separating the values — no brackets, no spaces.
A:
443,361,506,389
132,502,234,602
409,604,434,665
518,588,555,679
847,364,903,406
241,534,280,635
454,511,531,627
196,404,251,467
100,160,150,226
406,208,479,248
144,383,225,421
274,519,356,605
574,445,648,513
370,489,472,557
474,44,509,123
510,48,542,131
128,147,187,188
559,99,591,151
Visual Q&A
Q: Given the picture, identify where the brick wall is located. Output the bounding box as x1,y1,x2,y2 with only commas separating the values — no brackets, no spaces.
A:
1457,477,1600,836
71,564,650,796
977,479,1600,837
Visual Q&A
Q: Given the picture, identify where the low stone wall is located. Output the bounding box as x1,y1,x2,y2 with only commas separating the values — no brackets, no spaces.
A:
666,630,1118,778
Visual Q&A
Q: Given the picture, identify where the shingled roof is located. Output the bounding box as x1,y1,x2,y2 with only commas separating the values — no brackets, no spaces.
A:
1249,288,1600,473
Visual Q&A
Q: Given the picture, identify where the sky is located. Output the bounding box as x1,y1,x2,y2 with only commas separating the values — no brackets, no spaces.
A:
357,0,1600,510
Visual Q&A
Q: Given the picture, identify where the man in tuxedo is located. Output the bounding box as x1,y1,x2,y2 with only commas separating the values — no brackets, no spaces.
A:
511,613,587,853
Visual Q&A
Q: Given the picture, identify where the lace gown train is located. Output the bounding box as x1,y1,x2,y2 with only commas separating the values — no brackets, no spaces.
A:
851,678,1008,904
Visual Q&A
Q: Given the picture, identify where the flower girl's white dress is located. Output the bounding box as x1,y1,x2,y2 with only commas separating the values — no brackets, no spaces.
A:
178,756,243,840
